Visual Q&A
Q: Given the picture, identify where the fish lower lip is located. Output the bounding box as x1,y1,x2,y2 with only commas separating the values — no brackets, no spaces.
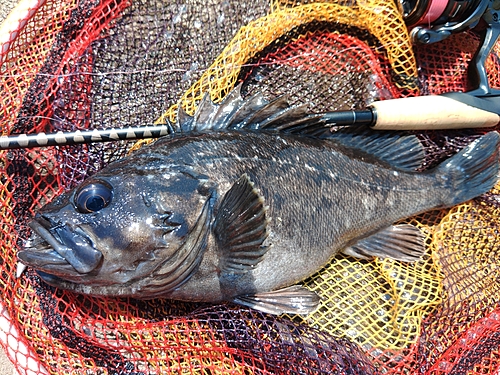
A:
18,248,70,268
36,271,67,285
27,219,103,274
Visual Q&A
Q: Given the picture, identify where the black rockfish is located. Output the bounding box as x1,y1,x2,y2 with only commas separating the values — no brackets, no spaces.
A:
18,87,500,315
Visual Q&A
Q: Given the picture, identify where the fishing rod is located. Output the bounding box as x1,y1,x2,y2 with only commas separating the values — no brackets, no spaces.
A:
321,92,500,130
0,124,173,150
2,90,499,150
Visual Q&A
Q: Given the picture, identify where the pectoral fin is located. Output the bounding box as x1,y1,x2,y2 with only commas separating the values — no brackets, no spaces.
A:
342,224,425,262
214,174,270,274
233,285,320,315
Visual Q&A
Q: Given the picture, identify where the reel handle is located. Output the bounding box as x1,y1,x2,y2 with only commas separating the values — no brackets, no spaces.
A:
467,5,500,95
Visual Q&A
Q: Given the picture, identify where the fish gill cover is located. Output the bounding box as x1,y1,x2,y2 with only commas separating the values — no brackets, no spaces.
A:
0,0,500,374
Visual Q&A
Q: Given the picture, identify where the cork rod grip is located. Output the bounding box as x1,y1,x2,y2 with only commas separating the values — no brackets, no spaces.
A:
369,95,500,130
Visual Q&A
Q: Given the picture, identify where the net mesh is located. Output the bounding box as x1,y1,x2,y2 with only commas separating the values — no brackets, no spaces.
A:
1,0,500,374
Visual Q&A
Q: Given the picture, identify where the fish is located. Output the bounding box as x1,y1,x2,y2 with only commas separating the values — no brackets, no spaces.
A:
17,86,500,315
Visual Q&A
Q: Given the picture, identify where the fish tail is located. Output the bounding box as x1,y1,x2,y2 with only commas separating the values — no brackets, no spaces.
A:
435,131,500,206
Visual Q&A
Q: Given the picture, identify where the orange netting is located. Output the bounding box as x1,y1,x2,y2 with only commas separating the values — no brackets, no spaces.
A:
1,0,500,374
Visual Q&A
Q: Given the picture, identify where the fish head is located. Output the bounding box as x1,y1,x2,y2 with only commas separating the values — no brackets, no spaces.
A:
18,164,216,296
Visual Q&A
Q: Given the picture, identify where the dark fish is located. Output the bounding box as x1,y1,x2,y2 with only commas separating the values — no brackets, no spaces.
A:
18,87,500,315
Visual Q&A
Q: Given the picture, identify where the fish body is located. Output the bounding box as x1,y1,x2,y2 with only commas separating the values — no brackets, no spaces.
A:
18,89,500,315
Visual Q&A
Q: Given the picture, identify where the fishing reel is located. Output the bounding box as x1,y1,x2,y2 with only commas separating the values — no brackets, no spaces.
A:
397,0,500,95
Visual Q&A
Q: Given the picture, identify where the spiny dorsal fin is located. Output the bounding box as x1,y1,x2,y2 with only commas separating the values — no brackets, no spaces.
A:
330,127,425,171
174,84,326,135
239,94,291,128
221,90,268,129
233,285,320,315
214,174,269,274
342,224,426,262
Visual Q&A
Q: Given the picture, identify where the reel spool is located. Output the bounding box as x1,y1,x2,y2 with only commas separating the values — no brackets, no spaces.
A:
397,0,489,43
397,0,500,94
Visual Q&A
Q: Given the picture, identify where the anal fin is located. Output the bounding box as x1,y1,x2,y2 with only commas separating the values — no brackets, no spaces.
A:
233,285,320,315
342,224,425,262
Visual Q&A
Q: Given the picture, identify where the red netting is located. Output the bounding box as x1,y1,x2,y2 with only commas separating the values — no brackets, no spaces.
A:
1,0,500,374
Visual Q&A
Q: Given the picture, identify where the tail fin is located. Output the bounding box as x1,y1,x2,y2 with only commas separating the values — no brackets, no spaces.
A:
436,131,500,207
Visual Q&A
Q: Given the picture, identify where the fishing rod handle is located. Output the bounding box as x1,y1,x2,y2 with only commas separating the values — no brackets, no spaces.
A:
369,95,500,130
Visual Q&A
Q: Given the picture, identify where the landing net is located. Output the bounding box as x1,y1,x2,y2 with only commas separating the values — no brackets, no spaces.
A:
1,0,500,374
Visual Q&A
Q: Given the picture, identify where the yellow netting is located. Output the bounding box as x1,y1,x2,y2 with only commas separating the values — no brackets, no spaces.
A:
155,0,417,124
434,189,500,313
298,215,443,351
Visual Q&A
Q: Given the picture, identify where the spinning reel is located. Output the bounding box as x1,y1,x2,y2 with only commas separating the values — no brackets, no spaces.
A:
398,0,500,95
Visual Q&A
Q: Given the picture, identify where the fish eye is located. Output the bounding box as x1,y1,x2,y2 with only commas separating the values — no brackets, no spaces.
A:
74,181,113,214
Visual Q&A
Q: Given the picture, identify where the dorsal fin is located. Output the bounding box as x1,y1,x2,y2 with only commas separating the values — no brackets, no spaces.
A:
214,174,269,274
240,95,291,129
221,90,268,129
330,126,425,171
173,84,326,135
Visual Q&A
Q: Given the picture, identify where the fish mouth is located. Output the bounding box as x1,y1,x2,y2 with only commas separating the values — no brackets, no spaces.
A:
18,215,103,275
